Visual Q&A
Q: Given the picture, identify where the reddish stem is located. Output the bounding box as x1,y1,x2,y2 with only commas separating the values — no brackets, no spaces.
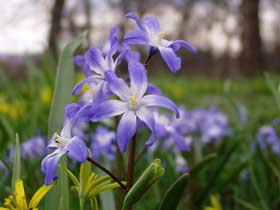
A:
126,134,137,210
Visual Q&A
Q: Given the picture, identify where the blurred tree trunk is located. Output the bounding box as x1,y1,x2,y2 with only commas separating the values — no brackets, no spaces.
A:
119,0,130,37
239,0,263,75
179,10,190,39
48,0,66,61
84,0,92,45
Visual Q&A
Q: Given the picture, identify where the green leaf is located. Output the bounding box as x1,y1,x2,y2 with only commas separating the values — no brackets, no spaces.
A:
79,157,91,197
12,133,21,192
45,33,85,210
158,173,188,210
264,73,280,110
235,197,259,210
122,159,165,210
48,33,85,137
268,161,280,183
195,139,241,205
249,165,269,210
190,153,217,177
216,161,248,192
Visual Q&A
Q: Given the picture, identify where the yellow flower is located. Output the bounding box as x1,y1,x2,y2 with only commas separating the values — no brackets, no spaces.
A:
0,95,9,114
40,87,52,106
0,179,56,210
204,194,223,210
0,97,25,119
9,100,25,119
172,85,184,99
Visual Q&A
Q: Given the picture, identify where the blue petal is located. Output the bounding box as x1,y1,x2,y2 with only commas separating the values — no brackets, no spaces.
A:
105,71,130,100
72,76,103,95
117,111,137,152
91,100,127,122
72,102,96,123
124,30,149,45
158,46,181,73
66,137,88,162
147,84,162,95
74,55,85,67
86,48,108,74
143,16,161,39
82,64,92,77
65,103,81,121
171,40,198,54
125,12,145,30
93,80,111,104
129,62,147,97
142,95,179,118
170,132,190,151
125,50,141,64
41,151,65,185
109,26,120,50
136,107,156,147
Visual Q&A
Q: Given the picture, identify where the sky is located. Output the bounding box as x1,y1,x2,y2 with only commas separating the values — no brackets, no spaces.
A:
0,0,279,55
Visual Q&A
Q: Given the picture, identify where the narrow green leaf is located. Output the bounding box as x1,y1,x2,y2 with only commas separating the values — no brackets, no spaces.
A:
98,159,116,210
67,169,80,187
79,158,91,196
122,159,165,210
235,197,260,210
100,189,115,210
45,33,85,210
86,176,112,195
158,173,188,210
268,161,280,183
48,33,85,137
216,161,248,192
249,165,269,210
195,139,240,205
190,153,216,177
12,133,21,192
264,73,280,110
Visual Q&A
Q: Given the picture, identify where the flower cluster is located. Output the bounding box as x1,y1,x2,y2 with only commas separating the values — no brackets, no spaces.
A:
252,122,280,156
41,12,196,185
153,105,230,151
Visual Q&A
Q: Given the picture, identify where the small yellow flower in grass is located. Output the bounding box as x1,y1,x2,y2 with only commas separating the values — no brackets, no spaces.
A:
172,85,184,99
0,179,56,210
40,87,52,106
9,100,25,119
204,194,223,210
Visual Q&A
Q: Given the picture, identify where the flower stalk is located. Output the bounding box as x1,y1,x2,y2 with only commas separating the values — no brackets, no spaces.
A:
86,156,127,190
126,133,137,210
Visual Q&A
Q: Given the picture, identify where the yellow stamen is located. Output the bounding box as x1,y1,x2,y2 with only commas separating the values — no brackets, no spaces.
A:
155,31,165,44
129,95,138,108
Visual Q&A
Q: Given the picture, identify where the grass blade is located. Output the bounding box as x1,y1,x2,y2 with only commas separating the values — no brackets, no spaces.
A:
11,133,21,192
45,33,85,210
158,173,189,210
235,197,260,210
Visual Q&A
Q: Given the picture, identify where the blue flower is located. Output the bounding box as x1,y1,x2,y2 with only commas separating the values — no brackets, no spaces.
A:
124,12,197,73
153,110,191,151
21,136,46,159
72,27,125,104
90,126,116,160
200,108,229,143
256,126,278,145
41,120,88,185
175,156,189,174
90,62,179,152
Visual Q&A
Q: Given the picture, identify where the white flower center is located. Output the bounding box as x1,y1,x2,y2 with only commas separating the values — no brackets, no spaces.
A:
152,31,164,46
53,132,69,149
129,95,139,109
